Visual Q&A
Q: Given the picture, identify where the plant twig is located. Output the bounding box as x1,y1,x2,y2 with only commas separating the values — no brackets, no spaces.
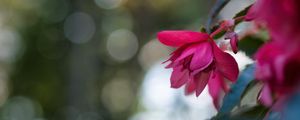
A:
206,0,231,34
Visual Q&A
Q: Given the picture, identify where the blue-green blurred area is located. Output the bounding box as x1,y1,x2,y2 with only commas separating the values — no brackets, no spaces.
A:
0,0,214,120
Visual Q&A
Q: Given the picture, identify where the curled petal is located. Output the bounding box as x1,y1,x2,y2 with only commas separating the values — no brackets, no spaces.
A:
175,44,199,62
212,42,239,82
157,30,209,47
190,42,214,71
225,32,238,54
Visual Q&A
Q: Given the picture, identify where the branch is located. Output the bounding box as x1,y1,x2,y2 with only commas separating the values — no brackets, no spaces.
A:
206,0,231,34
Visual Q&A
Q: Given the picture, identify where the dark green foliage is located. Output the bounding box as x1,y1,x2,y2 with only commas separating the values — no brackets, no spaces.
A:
233,5,252,19
213,30,226,40
212,105,268,120
234,5,252,25
239,36,264,57
209,24,226,40
200,26,207,33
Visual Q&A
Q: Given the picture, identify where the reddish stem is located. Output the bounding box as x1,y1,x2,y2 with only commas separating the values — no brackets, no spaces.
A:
209,16,245,38
210,26,225,38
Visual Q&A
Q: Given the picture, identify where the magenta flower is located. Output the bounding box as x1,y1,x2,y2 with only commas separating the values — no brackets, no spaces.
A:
246,0,300,42
246,0,300,108
255,41,300,106
157,30,239,108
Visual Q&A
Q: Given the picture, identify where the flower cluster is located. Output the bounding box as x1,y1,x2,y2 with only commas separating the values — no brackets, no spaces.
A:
246,0,300,107
157,30,239,108
155,0,300,118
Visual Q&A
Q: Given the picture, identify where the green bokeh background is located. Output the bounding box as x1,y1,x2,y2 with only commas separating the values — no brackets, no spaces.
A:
0,0,213,120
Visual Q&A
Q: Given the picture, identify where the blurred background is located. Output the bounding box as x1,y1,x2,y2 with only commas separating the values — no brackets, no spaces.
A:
0,0,253,120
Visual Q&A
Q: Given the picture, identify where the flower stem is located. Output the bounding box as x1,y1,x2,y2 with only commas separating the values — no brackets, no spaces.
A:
206,0,231,34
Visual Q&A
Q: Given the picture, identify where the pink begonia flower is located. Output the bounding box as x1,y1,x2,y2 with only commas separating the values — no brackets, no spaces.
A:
157,30,239,108
255,41,300,106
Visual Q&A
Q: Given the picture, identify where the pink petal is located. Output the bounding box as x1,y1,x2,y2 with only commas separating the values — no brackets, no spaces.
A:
175,44,198,62
208,71,223,109
245,5,257,21
163,46,186,68
212,42,239,82
170,67,189,88
194,71,210,97
221,79,229,93
185,77,196,95
225,32,238,54
244,0,264,21
190,42,214,71
274,55,286,84
165,60,182,69
255,63,272,81
157,30,209,47
258,85,273,106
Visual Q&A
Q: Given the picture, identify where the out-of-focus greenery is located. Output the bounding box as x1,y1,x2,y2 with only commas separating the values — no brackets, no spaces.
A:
0,0,213,120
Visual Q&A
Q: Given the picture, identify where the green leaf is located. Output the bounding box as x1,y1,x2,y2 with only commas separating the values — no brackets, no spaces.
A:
232,105,269,120
200,26,207,33
234,5,252,25
240,80,259,101
210,24,220,33
213,29,226,40
233,5,252,19
239,36,264,58
209,24,226,40
212,105,268,120
219,64,256,113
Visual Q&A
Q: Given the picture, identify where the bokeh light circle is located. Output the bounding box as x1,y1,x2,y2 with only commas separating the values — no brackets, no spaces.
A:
101,79,134,113
0,28,22,63
106,29,138,61
94,0,123,10
64,12,96,44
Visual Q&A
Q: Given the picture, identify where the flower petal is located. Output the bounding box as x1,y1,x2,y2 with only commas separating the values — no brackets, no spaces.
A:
157,30,209,47
170,66,189,88
212,42,239,82
255,63,272,81
274,55,286,84
208,71,223,109
164,47,186,68
195,71,210,97
225,32,238,54
258,84,273,106
190,42,214,71
245,5,257,21
185,77,196,95
175,44,198,62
